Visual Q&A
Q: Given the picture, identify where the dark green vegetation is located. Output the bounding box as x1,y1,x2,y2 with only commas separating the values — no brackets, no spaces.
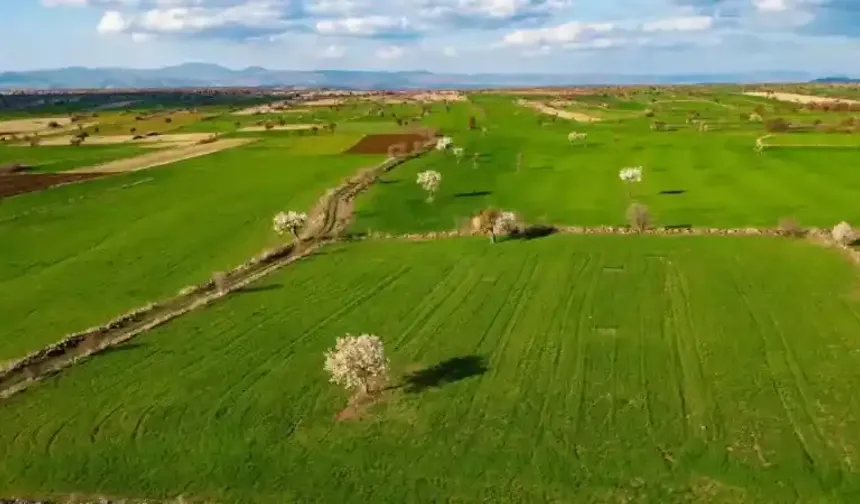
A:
0,144,148,173
2,236,860,503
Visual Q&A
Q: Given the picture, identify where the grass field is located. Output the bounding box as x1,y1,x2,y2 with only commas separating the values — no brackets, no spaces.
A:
1,236,859,503
0,136,381,360
351,96,860,234
0,144,149,172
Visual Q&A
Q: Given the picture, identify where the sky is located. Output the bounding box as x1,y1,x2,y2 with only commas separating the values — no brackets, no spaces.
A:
1,0,859,75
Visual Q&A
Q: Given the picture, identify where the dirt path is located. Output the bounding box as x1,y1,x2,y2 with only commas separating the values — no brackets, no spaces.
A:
743,92,860,105
516,99,600,122
70,138,254,174
0,145,432,400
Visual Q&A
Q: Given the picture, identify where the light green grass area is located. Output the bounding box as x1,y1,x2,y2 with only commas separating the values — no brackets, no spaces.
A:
1,236,859,503
0,138,381,360
0,144,149,173
350,96,860,234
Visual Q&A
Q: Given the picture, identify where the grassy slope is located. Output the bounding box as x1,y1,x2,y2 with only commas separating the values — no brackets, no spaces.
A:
0,144,149,173
0,135,381,360
1,236,859,503
351,96,860,234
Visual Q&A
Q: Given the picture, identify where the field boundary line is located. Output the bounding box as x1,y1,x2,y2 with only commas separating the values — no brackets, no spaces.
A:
0,144,434,401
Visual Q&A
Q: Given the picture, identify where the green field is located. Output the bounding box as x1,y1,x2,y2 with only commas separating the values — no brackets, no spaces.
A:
3,87,860,503
0,144,148,172
0,136,381,360
1,236,859,503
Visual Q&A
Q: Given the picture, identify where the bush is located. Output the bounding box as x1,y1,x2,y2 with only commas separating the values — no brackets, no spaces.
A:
764,117,790,133
778,217,804,238
626,203,652,232
832,221,855,245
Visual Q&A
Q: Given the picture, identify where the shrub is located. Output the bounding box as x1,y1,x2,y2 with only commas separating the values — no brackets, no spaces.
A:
644,108,655,118
416,170,442,202
778,217,804,238
832,221,855,245
165,117,173,123
273,210,308,239
468,115,477,130
764,117,790,133
212,272,228,294
626,203,652,233
47,121,61,129
323,334,389,395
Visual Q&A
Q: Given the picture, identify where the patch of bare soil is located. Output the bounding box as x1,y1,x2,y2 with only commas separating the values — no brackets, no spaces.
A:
0,117,72,135
344,133,430,154
0,172,107,199
231,101,292,115
239,124,319,132
302,98,346,107
744,91,860,105
71,138,254,174
516,99,600,122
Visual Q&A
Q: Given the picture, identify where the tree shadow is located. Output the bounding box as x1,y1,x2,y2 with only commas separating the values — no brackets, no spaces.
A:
377,179,400,185
236,284,282,294
659,189,686,195
664,224,693,230
403,355,488,393
510,224,558,240
98,342,145,355
453,190,492,198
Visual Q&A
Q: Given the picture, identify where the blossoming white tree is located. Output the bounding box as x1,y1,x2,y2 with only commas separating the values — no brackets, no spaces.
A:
567,131,588,145
324,334,389,396
832,221,855,245
452,147,465,163
619,166,643,184
273,210,308,239
473,208,519,243
435,136,453,150
417,170,442,202
492,211,519,237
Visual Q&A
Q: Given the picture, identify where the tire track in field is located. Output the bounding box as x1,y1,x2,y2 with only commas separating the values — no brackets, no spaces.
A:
663,263,691,439
728,265,822,476
670,260,724,442
408,267,482,359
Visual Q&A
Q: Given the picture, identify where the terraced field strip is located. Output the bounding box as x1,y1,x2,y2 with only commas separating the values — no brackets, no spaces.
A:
70,138,255,173
2,235,859,503
515,99,601,122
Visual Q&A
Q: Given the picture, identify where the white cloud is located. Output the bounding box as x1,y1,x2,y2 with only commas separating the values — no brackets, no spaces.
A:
321,44,346,58
307,0,365,16
753,0,790,12
315,15,412,36
375,44,405,59
503,21,615,47
641,15,713,32
97,10,130,33
131,31,153,41
442,46,458,56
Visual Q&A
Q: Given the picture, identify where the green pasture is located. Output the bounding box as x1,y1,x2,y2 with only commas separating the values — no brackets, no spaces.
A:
0,136,381,360
351,96,860,234
1,236,859,503
0,144,148,173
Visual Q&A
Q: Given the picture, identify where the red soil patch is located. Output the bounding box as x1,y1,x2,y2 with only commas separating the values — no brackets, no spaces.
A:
0,173,107,199
344,133,428,154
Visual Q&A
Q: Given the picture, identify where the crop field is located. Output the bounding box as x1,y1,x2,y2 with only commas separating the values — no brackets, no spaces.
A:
0,144,148,172
2,85,860,503
0,135,382,359
1,236,860,503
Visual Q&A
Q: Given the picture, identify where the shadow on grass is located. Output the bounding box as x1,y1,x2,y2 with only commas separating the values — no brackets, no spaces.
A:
511,224,558,241
236,284,282,294
99,342,145,355
659,189,686,195
403,355,488,393
453,190,492,198
664,224,693,230
377,179,400,185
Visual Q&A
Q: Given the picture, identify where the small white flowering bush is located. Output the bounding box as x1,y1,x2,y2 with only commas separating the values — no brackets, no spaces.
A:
324,334,389,395
619,166,643,184
273,210,308,238
492,211,519,237
832,221,855,245
567,131,588,143
452,147,465,163
435,136,453,150
417,170,442,202
749,112,763,122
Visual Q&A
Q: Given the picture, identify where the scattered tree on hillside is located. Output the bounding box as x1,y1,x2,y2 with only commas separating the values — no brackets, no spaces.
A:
468,116,477,130
130,127,137,135
619,166,643,200
764,117,790,133
324,334,389,396
472,208,519,243
273,210,308,240
567,131,588,144
417,170,442,202
748,112,763,122
832,221,855,245
452,147,465,163
265,121,275,131
435,136,453,150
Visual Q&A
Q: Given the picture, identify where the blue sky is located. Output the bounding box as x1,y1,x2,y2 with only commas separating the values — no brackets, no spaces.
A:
1,0,859,74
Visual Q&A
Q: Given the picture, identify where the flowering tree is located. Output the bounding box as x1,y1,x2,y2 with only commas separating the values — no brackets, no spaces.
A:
473,208,519,243
273,210,308,239
619,166,643,184
832,221,855,245
567,131,588,145
452,147,465,164
749,112,763,122
435,136,453,150
324,334,389,396
493,211,519,237
417,170,442,202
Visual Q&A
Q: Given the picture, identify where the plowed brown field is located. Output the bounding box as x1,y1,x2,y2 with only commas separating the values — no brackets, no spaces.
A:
344,134,429,154
0,173,107,199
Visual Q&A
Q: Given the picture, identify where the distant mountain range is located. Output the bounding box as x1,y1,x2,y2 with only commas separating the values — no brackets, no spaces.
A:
811,76,860,83
0,63,848,90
